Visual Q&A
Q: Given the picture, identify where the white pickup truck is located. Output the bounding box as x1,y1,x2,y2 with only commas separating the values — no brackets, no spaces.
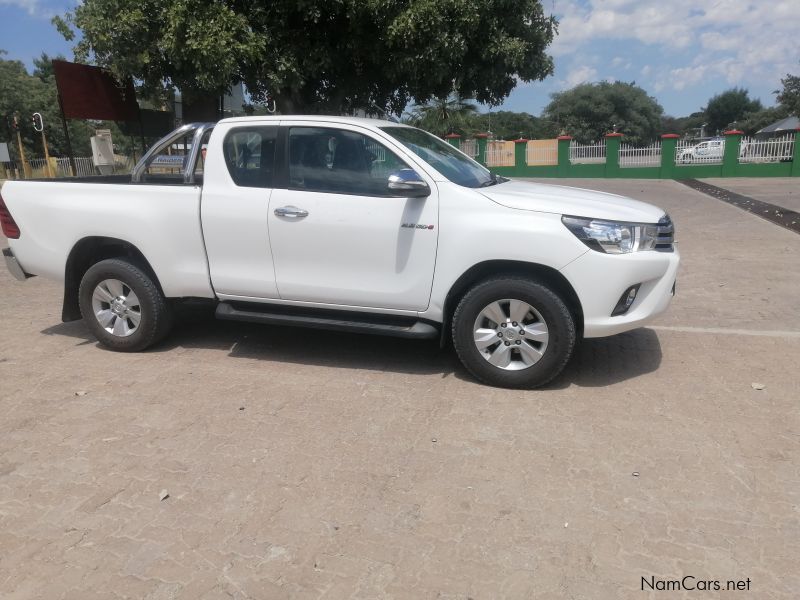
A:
1,116,679,388
676,137,749,164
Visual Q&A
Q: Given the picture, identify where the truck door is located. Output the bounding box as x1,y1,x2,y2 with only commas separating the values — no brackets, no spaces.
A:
267,124,439,311
201,124,280,298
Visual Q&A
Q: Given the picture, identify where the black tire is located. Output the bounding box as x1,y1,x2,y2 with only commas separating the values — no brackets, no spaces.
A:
452,277,576,389
78,258,173,352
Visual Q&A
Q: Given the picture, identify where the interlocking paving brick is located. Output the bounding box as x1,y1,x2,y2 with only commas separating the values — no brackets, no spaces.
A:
1,179,798,599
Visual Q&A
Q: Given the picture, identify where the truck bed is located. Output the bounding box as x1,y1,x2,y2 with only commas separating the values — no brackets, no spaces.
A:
1,178,214,299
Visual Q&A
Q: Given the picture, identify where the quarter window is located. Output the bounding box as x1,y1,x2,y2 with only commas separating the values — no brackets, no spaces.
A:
141,131,194,184
288,127,410,196
223,126,278,188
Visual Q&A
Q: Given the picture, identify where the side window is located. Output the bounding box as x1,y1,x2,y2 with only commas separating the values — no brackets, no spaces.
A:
223,126,278,188
192,129,212,184
142,131,193,183
288,127,410,196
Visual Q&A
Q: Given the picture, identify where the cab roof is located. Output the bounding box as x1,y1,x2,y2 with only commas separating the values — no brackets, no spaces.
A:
218,115,407,129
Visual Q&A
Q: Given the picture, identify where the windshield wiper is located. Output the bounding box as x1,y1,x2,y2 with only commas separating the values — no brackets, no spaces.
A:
479,173,499,187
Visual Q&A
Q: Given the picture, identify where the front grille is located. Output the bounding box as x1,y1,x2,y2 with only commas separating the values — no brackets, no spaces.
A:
654,214,674,252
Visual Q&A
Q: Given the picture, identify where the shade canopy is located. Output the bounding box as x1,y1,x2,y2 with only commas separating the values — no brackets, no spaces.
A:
756,115,799,136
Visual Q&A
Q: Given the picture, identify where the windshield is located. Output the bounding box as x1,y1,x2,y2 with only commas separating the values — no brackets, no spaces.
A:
380,126,495,188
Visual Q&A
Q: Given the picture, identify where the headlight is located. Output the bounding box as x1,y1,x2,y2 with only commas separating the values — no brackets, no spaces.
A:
562,215,660,254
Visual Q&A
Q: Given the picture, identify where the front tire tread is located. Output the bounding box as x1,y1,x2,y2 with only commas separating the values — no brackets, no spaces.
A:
451,276,576,389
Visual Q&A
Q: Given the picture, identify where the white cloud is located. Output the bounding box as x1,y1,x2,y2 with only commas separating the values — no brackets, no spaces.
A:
547,0,799,97
0,0,39,14
560,65,598,89
699,32,738,52
0,0,71,18
669,65,708,91
611,56,631,70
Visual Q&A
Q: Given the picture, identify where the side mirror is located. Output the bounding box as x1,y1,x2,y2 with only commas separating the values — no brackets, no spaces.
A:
388,168,430,198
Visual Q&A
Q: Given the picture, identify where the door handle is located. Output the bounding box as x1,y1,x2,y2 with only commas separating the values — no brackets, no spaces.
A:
274,205,309,218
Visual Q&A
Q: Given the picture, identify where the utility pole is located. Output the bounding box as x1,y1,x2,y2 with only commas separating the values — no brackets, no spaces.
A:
32,113,54,178
57,94,77,176
11,113,32,178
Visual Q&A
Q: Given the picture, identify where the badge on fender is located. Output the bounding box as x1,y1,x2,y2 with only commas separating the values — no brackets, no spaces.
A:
401,223,435,230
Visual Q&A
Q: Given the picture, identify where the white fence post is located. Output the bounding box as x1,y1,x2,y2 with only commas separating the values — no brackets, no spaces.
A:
569,140,606,164
738,133,795,164
460,139,478,159
619,142,662,168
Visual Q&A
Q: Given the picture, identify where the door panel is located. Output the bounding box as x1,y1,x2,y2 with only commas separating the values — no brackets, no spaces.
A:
268,125,438,311
201,125,279,298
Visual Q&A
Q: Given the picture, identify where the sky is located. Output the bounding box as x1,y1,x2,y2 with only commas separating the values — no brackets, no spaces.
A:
0,0,798,118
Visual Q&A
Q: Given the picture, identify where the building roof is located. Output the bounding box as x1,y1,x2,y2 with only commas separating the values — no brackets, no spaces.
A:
756,115,799,135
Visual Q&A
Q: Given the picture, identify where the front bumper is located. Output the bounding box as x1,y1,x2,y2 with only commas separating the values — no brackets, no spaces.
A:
561,245,680,338
3,247,31,281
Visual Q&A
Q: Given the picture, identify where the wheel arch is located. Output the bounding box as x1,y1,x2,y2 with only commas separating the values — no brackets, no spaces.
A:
62,237,163,322
440,260,584,347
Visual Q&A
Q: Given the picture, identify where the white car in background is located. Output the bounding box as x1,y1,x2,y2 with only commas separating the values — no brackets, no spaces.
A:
677,137,749,163
2,116,679,388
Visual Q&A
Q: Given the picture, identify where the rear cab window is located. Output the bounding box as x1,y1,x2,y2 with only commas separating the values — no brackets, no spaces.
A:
223,126,278,188
133,123,214,185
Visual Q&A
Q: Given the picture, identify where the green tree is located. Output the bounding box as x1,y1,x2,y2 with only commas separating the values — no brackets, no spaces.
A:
703,88,762,134
405,95,479,137
776,64,800,116
472,111,558,140
29,53,98,156
55,0,557,115
543,81,664,146
1,51,86,160
0,51,143,162
660,112,708,138
737,105,791,136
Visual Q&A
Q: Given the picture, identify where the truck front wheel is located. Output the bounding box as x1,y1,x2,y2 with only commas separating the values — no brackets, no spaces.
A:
452,277,576,388
78,258,173,352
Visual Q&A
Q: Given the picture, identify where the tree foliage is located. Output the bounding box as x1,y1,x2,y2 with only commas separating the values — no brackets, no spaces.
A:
472,110,558,140
55,0,557,114
405,95,478,137
0,51,139,161
703,87,763,134
404,97,559,140
659,112,708,138
543,81,664,146
776,64,800,116
1,51,89,159
737,105,791,136
663,83,792,139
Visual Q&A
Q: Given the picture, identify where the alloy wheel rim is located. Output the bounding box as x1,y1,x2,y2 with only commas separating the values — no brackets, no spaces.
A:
472,299,549,371
91,278,141,337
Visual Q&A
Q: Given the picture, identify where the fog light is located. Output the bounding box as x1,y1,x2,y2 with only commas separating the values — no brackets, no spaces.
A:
611,284,641,316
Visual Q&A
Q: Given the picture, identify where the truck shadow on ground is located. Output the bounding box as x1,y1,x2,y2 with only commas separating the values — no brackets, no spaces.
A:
42,309,662,389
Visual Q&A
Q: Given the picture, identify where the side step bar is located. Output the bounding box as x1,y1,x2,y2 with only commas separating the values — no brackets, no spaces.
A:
215,302,439,340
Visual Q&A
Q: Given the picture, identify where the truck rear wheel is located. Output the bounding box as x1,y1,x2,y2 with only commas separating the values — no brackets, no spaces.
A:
452,277,576,388
78,258,173,352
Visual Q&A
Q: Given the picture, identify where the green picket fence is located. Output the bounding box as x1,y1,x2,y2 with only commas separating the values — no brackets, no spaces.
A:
446,130,800,179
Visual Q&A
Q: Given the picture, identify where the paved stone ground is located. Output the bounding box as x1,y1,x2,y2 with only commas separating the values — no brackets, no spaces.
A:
701,177,800,213
1,179,798,599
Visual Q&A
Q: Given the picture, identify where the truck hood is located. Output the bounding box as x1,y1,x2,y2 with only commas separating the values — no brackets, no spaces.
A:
478,180,666,223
